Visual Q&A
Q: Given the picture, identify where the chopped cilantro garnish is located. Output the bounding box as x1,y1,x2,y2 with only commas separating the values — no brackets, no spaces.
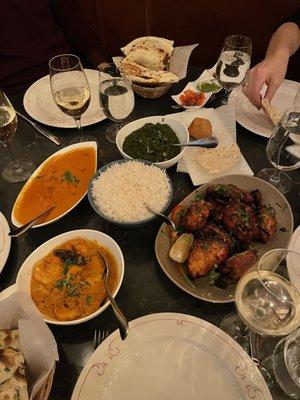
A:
62,170,79,185
86,295,93,306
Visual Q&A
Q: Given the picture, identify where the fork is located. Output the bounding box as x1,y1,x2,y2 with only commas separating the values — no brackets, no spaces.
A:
93,329,109,350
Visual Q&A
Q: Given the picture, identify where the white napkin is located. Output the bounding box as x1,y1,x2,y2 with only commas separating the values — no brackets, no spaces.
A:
168,104,253,186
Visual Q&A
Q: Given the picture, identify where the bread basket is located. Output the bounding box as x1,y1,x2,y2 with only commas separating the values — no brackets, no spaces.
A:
131,82,173,99
35,363,56,400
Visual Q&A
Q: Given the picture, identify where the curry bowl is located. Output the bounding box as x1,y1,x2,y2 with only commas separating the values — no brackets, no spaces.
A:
11,141,98,229
16,229,125,325
116,116,189,169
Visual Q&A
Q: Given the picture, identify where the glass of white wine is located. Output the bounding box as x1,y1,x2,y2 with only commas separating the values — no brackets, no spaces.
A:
0,90,35,182
257,107,300,194
221,249,300,361
49,54,94,144
99,63,135,143
215,35,252,104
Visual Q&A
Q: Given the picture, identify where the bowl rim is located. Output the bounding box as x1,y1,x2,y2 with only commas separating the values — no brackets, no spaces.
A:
11,141,98,229
16,229,125,325
88,159,174,226
115,115,189,166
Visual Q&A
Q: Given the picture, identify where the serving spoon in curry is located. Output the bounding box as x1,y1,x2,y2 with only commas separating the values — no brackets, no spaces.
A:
9,206,55,237
98,251,129,341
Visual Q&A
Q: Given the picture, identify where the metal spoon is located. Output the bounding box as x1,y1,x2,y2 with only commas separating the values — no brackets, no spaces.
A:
171,136,218,148
98,251,129,341
145,205,176,231
9,206,55,237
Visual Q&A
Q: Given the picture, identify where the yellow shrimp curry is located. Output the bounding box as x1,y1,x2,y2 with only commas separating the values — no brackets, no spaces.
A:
14,147,96,224
30,238,118,321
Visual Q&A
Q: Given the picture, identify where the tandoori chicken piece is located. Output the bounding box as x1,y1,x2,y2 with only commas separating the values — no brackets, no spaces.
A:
205,184,254,205
202,223,236,250
251,189,278,243
207,199,225,222
181,200,212,232
186,238,229,278
219,250,258,286
223,202,260,244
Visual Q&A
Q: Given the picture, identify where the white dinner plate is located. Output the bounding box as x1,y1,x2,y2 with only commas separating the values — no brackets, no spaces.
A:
228,79,299,138
72,313,271,400
23,69,106,128
0,212,11,274
288,226,300,291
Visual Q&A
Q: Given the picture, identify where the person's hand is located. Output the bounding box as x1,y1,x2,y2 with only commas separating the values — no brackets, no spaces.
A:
243,53,289,108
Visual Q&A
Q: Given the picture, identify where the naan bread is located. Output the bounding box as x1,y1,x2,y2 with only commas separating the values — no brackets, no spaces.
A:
125,45,170,71
119,60,179,86
261,99,283,125
0,330,29,400
121,36,174,58
195,143,241,173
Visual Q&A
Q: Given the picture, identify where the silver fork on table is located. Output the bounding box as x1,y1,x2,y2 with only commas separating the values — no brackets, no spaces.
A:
93,329,109,350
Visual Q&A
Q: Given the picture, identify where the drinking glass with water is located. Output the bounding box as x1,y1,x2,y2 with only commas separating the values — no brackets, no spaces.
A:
99,63,135,143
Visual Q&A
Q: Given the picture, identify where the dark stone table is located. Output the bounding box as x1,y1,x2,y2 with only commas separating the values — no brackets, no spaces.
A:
0,68,298,399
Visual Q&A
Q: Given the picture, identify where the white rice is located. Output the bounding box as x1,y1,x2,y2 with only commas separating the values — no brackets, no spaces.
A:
91,161,171,223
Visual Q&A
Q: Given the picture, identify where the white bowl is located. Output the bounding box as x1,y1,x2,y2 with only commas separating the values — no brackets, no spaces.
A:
116,115,189,169
16,229,125,325
11,141,97,228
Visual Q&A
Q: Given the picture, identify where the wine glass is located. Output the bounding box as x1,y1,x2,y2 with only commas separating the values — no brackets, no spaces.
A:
257,107,300,194
221,249,300,362
99,63,135,143
49,54,94,144
0,90,35,183
260,328,300,399
215,35,252,104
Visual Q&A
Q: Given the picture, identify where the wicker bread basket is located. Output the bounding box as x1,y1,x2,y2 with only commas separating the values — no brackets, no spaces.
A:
34,363,56,400
131,82,173,99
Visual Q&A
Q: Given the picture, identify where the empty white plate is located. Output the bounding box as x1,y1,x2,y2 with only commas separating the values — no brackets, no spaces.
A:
0,212,11,274
72,313,271,400
23,69,106,128
228,79,299,138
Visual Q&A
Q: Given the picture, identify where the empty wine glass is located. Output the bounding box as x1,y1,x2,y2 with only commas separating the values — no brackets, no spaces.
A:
215,35,252,104
260,328,300,399
49,54,94,144
99,63,135,143
258,107,300,194
221,249,300,362
0,90,35,182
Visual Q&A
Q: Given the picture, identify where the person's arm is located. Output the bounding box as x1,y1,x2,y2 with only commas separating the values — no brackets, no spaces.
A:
244,22,300,108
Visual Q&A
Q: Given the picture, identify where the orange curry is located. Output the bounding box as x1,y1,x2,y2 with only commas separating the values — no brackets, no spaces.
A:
31,238,118,321
14,147,96,224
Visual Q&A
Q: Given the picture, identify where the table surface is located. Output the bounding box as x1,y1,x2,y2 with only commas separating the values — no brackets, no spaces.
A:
1,67,299,400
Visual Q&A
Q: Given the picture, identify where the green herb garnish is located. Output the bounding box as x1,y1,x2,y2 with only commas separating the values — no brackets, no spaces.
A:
62,170,79,185
86,295,93,306
194,192,204,201
4,367,10,372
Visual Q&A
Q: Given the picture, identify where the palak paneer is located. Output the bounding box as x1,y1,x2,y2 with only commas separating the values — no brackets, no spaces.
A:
14,147,96,224
30,238,118,321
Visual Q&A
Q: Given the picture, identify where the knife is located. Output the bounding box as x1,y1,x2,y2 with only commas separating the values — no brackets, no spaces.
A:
16,111,61,146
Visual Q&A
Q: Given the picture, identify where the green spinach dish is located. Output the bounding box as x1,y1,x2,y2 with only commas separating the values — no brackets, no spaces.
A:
123,123,180,162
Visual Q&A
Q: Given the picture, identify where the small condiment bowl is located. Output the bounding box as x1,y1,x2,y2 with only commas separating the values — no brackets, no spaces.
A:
88,159,173,228
116,115,189,169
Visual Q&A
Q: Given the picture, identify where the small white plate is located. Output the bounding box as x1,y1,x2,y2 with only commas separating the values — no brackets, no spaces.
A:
288,226,300,291
24,69,106,128
172,68,221,110
72,312,271,400
0,212,11,274
228,79,299,138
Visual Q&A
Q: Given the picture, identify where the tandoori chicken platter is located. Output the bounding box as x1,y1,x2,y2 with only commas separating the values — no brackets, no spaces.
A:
155,175,293,303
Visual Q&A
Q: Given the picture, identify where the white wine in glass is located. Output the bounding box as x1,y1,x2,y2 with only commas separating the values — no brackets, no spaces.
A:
0,91,35,183
49,54,95,144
